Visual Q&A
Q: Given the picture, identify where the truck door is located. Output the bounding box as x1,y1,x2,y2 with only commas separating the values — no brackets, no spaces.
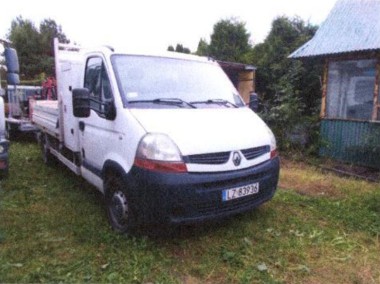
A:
79,56,118,187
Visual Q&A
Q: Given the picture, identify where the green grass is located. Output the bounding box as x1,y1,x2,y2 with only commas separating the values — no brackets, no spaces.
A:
0,141,379,283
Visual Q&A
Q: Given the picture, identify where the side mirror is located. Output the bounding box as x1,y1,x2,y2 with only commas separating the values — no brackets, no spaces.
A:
72,88,90,118
4,48,20,85
249,92,259,112
6,73,20,85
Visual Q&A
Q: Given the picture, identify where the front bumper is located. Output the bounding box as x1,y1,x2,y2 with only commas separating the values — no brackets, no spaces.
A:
125,157,280,225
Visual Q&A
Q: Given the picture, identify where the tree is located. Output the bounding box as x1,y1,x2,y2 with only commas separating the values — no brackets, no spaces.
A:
208,18,251,62
195,38,209,56
252,16,320,111
175,44,184,53
167,43,191,54
251,16,322,152
176,44,190,54
40,19,69,56
7,16,69,80
8,17,42,79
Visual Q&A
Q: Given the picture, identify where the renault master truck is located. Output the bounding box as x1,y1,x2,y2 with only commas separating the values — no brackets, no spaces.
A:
32,39,280,233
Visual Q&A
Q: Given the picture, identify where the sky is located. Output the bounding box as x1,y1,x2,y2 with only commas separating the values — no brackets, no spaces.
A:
0,0,336,53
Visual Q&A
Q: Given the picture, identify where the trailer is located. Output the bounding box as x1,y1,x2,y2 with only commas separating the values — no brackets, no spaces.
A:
5,85,42,136
2,39,54,138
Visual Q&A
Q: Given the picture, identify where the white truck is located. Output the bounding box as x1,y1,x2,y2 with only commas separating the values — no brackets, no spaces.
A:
32,39,280,233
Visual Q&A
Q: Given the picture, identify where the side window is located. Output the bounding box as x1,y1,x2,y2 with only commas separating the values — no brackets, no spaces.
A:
84,57,113,115
326,59,376,120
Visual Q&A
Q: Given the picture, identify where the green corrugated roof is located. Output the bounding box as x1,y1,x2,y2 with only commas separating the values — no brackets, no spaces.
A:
289,0,380,58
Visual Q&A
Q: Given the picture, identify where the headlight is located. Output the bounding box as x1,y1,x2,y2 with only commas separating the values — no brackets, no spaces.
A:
134,133,187,173
265,126,276,151
136,133,182,161
264,125,278,158
0,141,7,154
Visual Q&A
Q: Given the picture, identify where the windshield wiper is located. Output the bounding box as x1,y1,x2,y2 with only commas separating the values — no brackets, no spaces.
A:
190,99,238,108
128,98,196,108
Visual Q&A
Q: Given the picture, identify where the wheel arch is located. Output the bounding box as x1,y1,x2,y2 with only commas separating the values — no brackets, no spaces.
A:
102,159,139,232
102,160,128,184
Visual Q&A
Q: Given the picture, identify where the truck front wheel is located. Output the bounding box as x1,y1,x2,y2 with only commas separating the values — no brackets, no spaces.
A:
104,174,135,233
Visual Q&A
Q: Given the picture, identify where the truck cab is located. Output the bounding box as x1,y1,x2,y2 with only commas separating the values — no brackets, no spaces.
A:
33,39,280,233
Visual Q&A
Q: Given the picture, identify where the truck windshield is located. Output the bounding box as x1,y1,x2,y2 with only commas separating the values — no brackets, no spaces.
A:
111,55,244,108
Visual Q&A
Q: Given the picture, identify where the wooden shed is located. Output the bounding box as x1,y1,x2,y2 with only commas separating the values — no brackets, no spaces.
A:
218,61,256,104
290,0,380,168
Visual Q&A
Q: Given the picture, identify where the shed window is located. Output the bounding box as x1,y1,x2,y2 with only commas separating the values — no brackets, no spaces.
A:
326,59,376,120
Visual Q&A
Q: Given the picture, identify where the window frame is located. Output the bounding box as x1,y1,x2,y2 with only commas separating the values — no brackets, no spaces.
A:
323,57,379,122
84,56,114,118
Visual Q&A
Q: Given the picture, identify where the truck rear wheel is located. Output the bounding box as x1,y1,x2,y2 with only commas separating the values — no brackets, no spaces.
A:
104,174,135,233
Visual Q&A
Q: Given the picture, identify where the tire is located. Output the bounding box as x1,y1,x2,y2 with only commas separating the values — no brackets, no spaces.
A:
104,174,135,233
6,126,17,141
0,168,9,179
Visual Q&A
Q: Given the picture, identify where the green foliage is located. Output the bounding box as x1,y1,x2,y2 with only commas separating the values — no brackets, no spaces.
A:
208,18,251,62
7,16,69,79
195,41,206,56
195,38,209,56
0,142,379,283
39,19,69,52
252,16,320,105
7,17,41,79
252,16,323,153
167,43,191,54
193,16,323,154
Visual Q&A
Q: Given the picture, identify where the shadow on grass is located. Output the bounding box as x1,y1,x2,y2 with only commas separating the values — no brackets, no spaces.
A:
136,209,262,242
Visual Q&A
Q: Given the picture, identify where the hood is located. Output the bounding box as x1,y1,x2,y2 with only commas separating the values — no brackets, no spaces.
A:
130,108,271,155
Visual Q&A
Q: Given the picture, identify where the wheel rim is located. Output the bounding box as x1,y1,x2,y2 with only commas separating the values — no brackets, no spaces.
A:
110,190,129,227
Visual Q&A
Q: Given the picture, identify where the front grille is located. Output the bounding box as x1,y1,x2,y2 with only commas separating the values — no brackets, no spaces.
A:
183,145,270,165
241,145,270,160
184,151,230,165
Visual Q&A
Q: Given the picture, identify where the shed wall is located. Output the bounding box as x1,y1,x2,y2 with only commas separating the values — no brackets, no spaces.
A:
320,119,380,168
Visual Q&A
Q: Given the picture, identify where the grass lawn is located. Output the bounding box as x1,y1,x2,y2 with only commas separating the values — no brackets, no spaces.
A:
1,141,379,283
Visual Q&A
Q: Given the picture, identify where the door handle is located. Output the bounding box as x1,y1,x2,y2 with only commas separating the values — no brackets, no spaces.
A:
79,121,85,132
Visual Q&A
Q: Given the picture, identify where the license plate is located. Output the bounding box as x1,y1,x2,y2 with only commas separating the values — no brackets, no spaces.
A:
222,182,259,201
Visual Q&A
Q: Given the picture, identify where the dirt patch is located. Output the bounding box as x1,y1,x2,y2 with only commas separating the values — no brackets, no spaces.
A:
302,260,380,284
279,157,380,198
320,160,380,182
279,158,345,198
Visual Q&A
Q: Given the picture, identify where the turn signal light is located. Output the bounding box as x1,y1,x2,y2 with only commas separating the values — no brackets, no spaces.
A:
134,158,188,173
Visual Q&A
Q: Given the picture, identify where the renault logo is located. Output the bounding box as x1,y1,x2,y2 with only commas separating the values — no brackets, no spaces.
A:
232,152,242,166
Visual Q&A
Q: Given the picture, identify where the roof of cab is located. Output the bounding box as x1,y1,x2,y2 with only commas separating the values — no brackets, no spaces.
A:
84,45,215,64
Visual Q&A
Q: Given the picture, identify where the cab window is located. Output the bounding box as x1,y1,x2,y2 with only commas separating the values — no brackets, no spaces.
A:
84,57,113,115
